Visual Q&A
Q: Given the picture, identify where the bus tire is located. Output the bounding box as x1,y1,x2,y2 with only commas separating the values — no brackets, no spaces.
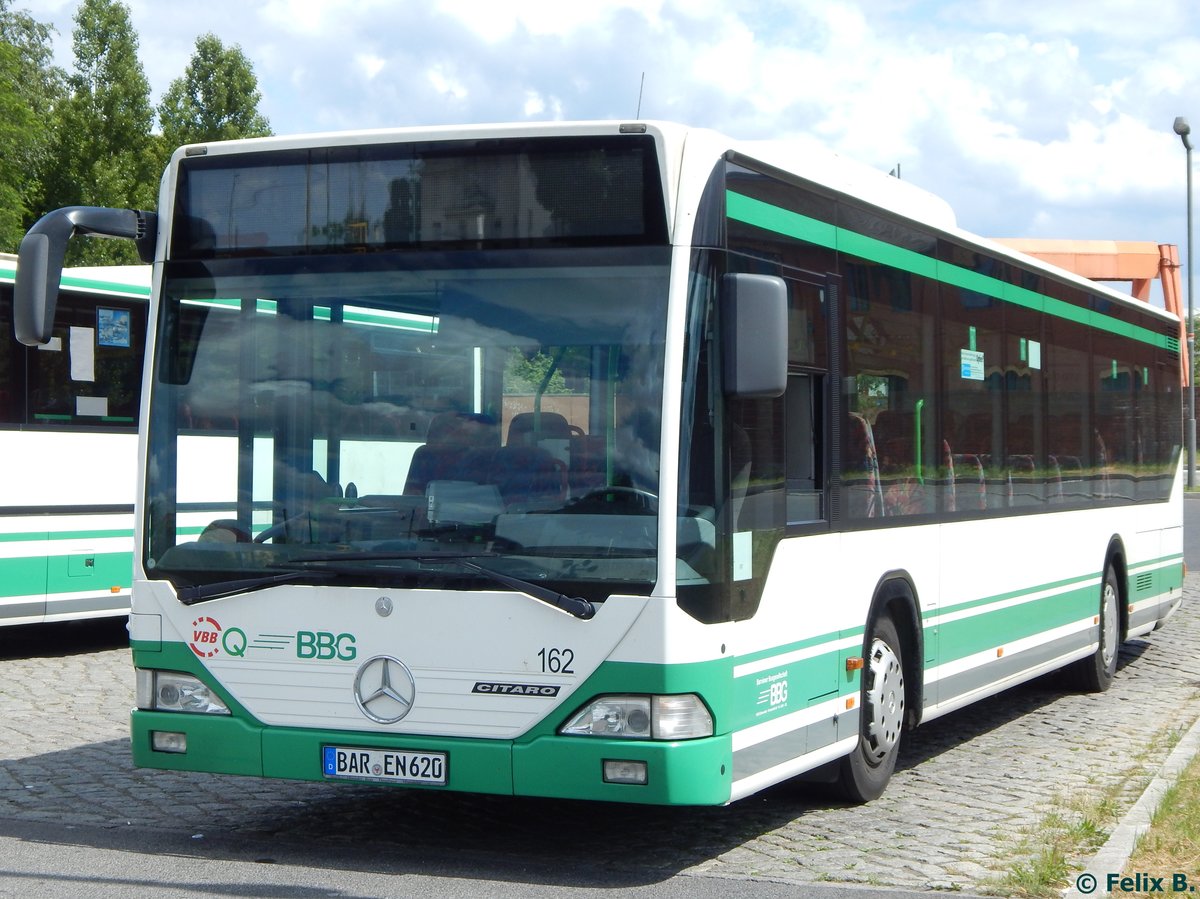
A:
836,613,905,803
1073,564,1120,693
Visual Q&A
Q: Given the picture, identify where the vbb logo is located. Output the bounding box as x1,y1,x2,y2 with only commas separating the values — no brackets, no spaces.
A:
189,616,223,658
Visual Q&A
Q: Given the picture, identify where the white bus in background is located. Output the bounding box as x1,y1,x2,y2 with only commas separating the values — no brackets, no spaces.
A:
11,123,1183,805
0,254,148,624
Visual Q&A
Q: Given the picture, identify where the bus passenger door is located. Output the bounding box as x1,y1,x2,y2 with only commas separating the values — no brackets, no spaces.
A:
784,276,839,714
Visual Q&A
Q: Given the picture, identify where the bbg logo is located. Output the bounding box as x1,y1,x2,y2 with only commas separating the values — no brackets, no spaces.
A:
296,631,357,661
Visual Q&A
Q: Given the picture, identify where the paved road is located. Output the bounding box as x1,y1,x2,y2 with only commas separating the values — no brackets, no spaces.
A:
1,573,1198,897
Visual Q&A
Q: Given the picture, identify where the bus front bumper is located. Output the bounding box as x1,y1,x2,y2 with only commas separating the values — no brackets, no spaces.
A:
131,710,733,805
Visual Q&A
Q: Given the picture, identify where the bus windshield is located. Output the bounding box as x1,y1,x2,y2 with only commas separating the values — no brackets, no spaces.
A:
145,247,671,602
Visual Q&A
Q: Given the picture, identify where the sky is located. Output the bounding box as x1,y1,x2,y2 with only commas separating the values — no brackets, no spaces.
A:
18,0,1200,305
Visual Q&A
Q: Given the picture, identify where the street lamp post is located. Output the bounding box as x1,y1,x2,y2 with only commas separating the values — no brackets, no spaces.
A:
1175,116,1195,489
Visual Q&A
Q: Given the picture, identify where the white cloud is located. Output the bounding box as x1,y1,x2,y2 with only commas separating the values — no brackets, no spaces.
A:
986,114,1183,202
523,92,545,117
356,53,386,82
432,0,664,42
521,92,565,120
1126,37,1200,99
955,0,1191,41
427,65,469,103
258,0,391,37
18,0,1200,257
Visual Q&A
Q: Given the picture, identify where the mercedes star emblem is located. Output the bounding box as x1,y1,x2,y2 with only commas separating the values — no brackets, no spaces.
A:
353,655,417,724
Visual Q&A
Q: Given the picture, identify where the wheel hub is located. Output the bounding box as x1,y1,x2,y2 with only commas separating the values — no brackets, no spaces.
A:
864,637,904,762
1101,579,1119,670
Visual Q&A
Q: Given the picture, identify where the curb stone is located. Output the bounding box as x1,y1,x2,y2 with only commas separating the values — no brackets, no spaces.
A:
1062,698,1200,898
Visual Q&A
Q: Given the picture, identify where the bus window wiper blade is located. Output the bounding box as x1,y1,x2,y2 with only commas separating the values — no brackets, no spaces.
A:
499,545,656,559
291,552,596,620
294,550,493,562
176,570,332,605
454,559,596,621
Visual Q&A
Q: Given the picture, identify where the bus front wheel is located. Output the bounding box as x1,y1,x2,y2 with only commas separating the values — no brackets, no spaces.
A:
837,614,905,803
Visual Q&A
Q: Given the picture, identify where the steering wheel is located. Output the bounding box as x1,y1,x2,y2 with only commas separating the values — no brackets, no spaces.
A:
569,486,658,514
253,512,309,544
197,519,252,544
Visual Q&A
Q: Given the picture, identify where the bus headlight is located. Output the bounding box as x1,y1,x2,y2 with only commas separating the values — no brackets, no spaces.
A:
559,694,713,740
136,670,230,715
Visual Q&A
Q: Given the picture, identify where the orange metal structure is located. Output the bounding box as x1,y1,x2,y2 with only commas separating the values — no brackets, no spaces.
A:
993,239,1188,385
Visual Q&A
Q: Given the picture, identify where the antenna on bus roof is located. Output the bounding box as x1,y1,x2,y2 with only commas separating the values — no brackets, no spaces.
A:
636,72,645,118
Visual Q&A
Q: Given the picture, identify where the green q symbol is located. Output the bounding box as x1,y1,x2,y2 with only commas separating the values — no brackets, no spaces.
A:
222,627,248,657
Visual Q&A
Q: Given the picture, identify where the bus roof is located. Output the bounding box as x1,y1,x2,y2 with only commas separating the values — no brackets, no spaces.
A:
153,119,1178,327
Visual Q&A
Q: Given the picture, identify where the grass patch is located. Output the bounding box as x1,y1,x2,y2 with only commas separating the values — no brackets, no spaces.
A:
1004,844,1071,897
1121,750,1200,892
985,727,1182,896
989,798,1121,897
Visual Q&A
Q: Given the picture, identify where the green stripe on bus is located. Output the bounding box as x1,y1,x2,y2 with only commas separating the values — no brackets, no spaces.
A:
0,551,133,598
58,275,150,297
731,625,855,669
1128,552,1185,570
0,267,149,298
0,558,50,596
731,642,855,732
0,528,134,543
53,549,132,580
726,190,1175,351
936,583,1097,663
934,570,1102,619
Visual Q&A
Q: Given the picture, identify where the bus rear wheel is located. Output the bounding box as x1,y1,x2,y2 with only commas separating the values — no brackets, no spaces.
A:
837,614,905,803
1072,564,1120,693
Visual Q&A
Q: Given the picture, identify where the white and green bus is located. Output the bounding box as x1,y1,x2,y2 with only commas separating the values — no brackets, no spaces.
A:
0,254,148,625
12,122,1183,804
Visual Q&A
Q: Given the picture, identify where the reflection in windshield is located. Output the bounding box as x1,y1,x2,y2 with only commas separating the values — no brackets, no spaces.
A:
146,249,677,601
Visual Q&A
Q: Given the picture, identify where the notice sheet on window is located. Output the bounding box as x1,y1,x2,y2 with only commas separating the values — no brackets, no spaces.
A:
70,327,95,382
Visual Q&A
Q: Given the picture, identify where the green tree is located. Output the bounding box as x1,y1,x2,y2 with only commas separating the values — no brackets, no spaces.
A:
0,1,65,251
505,348,589,396
158,33,270,150
45,0,156,265
0,40,36,251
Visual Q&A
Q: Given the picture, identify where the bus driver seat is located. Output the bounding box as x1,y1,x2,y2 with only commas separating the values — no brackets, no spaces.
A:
404,411,500,496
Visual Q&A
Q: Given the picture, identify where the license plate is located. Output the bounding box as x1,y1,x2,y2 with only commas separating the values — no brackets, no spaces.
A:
322,745,447,785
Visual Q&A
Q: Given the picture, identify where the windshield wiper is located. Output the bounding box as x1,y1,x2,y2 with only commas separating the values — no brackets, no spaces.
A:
292,551,596,620
176,570,333,605
496,544,655,559
453,559,596,620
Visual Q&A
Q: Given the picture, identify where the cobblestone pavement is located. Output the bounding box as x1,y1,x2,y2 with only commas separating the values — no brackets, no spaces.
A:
2,578,1199,895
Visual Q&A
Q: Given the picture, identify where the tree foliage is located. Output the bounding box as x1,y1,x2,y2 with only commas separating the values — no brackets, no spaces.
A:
0,0,64,250
0,40,36,250
0,1,272,260
158,33,270,149
41,0,156,263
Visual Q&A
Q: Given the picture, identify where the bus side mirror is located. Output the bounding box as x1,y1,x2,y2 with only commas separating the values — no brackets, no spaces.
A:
14,206,157,346
721,273,788,398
